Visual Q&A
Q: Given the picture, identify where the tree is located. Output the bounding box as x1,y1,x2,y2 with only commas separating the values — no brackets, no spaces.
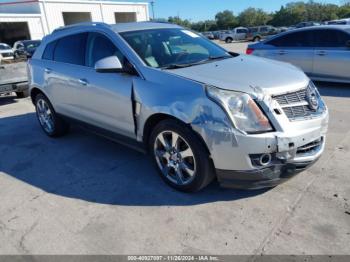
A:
168,16,192,28
338,4,350,18
238,7,272,27
215,10,238,29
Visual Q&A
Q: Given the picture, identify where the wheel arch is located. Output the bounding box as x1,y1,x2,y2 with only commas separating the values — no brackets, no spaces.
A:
30,87,46,104
142,113,211,155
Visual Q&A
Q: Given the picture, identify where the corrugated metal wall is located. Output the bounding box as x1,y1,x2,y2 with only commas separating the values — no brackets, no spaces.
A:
39,1,149,34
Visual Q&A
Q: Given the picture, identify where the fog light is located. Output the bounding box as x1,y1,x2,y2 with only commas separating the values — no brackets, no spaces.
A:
259,154,272,166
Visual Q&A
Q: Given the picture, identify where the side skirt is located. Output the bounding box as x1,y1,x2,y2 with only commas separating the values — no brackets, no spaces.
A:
57,114,147,154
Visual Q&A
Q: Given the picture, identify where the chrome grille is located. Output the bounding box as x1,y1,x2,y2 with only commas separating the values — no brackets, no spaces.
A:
274,89,306,105
1,52,13,58
273,88,323,121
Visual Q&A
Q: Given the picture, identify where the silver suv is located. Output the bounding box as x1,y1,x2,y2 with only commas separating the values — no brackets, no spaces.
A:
28,22,329,192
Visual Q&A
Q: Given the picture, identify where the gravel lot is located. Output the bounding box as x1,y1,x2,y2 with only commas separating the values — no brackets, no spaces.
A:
0,42,349,255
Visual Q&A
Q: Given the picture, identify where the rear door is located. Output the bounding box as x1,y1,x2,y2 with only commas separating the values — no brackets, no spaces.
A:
45,33,89,118
264,30,315,74
313,29,350,82
235,28,247,41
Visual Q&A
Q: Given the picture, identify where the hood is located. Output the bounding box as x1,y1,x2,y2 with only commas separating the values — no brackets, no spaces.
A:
166,55,309,96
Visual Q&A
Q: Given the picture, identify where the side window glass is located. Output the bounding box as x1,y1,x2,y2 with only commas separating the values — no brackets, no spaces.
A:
42,40,57,60
268,31,314,47
87,33,124,68
315,30,350,47
53,33,87,65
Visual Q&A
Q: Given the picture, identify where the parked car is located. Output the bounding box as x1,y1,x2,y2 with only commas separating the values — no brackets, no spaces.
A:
246,26,278,42
212,31,221,39
295,21,320,28
28,22,328,192
326,18,350,25
0,43,14,62
219,27,248,43
13,40,41,59
0,62,28,98
202,32,215,40
247,25,350,83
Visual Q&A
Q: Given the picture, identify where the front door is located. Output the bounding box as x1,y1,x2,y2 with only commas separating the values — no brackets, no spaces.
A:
77,32,135,138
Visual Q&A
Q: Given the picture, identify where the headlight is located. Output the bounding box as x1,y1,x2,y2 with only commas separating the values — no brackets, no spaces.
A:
206,86,273,134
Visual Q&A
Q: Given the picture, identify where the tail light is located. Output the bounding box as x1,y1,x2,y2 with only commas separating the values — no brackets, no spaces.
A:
246,48,254,55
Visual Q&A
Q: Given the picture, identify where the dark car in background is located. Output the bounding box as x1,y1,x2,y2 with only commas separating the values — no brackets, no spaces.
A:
246,26,278,42
247,25,350,83
13,40,41,59
295,21,320,28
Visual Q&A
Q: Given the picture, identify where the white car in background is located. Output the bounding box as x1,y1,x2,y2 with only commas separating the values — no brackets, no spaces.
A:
219,27,248,43
0,43,14,63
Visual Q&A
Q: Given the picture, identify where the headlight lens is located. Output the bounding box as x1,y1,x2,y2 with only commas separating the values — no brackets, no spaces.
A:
206,86,273,134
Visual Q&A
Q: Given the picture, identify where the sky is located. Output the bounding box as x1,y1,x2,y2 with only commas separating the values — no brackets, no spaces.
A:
147,0,343,21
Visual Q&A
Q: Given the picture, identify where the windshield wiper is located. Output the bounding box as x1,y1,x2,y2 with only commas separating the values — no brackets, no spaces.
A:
162,63,198,70
162,55,231,70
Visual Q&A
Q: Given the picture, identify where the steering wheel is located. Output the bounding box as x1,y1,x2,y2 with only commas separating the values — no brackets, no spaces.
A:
174,51,190,63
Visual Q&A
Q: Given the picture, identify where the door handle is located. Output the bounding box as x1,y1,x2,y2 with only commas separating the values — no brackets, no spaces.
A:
44,68,52,74
78,79,88,86
316,51,327,56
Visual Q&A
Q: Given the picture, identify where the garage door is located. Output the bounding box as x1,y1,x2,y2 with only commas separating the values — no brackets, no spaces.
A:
62,12,92,26
115,12,137,23
0,22,30,46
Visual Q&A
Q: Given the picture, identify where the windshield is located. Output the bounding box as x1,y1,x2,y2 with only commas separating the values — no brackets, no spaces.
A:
121,28,231,69
0,44,11,50
24,41,41,49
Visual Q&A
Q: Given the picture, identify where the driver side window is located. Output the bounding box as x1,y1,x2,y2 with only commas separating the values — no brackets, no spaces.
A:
86,33,124,68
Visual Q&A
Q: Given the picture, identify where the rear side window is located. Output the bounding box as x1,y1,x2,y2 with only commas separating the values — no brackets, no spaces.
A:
42,41,57,60
53,33,87,65
267,31,314,47
314,29,350,47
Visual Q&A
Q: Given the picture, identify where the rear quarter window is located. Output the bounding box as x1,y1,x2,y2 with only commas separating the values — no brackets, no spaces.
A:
42,41,57,60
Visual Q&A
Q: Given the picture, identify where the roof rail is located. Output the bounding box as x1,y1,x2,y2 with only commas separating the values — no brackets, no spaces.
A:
52,22,110,33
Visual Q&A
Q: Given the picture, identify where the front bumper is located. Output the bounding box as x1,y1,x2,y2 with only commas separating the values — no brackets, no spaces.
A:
216,158,319,189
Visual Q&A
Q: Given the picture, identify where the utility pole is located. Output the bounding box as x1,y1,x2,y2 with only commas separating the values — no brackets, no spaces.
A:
150,1,155,20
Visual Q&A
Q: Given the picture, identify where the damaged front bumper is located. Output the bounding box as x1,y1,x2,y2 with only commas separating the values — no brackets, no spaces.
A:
216,156,320,190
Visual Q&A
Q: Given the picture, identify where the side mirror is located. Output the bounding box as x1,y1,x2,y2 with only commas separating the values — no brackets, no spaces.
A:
95,56,123,73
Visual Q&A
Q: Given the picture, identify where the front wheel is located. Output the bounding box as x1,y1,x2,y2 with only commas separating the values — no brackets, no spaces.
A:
149,119,215,192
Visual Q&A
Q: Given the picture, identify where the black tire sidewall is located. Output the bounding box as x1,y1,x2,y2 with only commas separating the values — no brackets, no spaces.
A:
149,119,214,192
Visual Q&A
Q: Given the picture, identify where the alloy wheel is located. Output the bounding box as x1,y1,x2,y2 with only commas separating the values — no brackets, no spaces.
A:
154,130,196,186
36,98,54,134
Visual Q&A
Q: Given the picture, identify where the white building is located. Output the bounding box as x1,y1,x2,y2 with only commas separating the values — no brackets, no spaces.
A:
0,0,149,45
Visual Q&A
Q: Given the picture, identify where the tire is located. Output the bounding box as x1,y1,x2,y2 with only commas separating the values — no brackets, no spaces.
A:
149,119,215,192
15,90,28,98
34,93,70,137
225,37,233,43
253,36,261,42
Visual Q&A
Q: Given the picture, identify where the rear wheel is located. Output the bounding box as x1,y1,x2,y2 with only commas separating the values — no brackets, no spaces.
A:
34,93,69,137
149,119,215,192
15,90,28,98
253,36,261,42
